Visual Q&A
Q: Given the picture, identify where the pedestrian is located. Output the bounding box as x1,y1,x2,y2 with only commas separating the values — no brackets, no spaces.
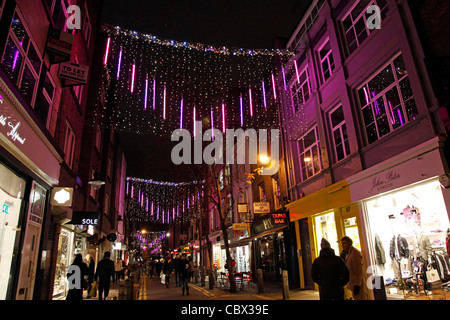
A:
188,256,195,283
179,253,190,296
156,258,162,277
115,258,123,282
95,251,115,300
86,255,95,298
163,256,173,288
341,236,367,300
66,253,88,300
311,238,349,300
173,253,181,287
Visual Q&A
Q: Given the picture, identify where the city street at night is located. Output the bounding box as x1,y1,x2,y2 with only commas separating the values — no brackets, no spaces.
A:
0,0,450,315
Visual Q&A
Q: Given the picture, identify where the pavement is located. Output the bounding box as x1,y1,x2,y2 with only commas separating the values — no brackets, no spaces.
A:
95,273,320,300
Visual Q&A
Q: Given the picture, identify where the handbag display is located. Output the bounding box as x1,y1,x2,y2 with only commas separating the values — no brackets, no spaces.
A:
160,273,166,284
426,269,441,283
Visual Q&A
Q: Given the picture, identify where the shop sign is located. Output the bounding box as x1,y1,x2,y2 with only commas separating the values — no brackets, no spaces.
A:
2,202,11,214
271,210,289,225
233,222,249,231
237,203,248,213
253,202,270,214
367,170,401,194
46,27,73,60
50,187,73,206
253,217,274,234
68,211,99,225
58,62,89,84
0,114,26,144
228,227,248,241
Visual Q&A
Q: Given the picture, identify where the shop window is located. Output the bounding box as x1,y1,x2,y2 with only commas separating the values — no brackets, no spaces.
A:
317,39,335,83
1,11,42,108
297,126,322,181
364,179,450,299
342,0,389,54
291,65,311,113
329,105,351,162
258,182,266,202
357,53,418,145
314,211,340,255
63,121,76,169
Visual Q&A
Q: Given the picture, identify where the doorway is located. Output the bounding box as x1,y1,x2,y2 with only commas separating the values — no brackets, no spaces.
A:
299,218,314,289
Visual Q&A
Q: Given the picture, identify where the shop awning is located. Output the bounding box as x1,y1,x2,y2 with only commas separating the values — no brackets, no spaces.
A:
286,180,351,222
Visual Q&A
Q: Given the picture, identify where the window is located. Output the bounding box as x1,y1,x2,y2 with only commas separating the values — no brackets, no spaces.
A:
64,121,76,169
318,40,335,83
34,71,56,128
1,11,42,107
357,53,418,144
329,105,351,162
95,125,102,151
342,0,389,54
298,126,321,180
272,175,281,210
46,0,69,31
258,183,266,202
83,3,92,48
72,55,84,104
291,66,311,113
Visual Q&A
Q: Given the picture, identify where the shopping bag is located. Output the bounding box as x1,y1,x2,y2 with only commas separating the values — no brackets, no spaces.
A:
343,286,354,300
89,281,97,297
426,269,441,283
160,273,166,284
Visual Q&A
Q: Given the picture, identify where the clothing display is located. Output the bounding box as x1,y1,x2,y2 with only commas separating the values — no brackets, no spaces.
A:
389,235,410,260
375,234,386,265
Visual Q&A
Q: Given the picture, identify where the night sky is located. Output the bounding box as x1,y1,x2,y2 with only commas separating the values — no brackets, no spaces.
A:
100,0,312,181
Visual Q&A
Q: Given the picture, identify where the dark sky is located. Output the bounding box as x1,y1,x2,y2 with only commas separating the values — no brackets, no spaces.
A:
100,0,311,181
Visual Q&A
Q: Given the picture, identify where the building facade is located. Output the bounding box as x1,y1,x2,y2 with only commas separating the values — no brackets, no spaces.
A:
279,0,450,299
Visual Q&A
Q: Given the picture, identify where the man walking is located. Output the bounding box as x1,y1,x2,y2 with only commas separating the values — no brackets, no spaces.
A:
173,253,181,287
95,251,115,300
179,253,190,296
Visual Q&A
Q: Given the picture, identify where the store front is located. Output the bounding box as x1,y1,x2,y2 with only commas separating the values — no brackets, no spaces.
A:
0,80,61,300
348,137,450,300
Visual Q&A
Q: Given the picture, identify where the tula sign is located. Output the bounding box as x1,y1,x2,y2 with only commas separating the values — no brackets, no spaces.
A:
171,121,280,175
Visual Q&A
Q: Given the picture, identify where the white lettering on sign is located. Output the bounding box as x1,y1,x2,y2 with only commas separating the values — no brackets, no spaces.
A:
81,218,98,225
0,114,26,144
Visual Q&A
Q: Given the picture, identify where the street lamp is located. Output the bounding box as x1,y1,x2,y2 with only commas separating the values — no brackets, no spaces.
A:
88,172,105,190
259,154,270,165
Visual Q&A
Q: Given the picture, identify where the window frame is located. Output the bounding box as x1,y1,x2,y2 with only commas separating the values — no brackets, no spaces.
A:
63,120,76,169
290,65,311,114
317,39,335,84
297,125,322,181
328,104,351,162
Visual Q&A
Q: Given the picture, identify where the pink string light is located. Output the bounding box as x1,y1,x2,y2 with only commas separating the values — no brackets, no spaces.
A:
262,80,267,108
163,84,166,119
249,88,253,117
153,78,156,110
130,62,136,93
144,74,148,109
117,47,122,79
271,73,277,100
211,108,214,140
294,59,300,83
240,93,244,127
193,106,196,137
104,37,110,65
282,66,287,91
222,102,226,133
180,96,184,129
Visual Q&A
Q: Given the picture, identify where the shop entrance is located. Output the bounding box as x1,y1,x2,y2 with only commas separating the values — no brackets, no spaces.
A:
299,218,314,289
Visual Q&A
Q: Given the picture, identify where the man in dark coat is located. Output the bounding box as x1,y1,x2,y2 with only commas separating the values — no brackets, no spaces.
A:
179,253,190,296
95,251,115,300
311,238,349,300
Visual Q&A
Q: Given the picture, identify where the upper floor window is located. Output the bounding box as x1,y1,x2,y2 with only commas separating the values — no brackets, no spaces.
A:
357,53,418,145
329,105,350,162
34,71,56,129
317,40,335,83
258,183,266,202
298,126,321,181
342,0,389,54
291,66,311,113
45,0,70,31
1,11,42,107
64,121,76,169
83,3,92,48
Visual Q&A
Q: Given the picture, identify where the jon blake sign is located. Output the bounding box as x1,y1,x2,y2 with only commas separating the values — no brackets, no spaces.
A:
368,170,401,194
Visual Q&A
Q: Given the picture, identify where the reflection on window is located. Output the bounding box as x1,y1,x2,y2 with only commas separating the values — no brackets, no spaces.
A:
358,53,418,144
298,126,321,181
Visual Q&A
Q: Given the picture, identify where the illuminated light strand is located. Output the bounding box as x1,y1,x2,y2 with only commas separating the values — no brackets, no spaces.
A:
130,62,136,93
262,80,267,108
117,46,122,79
271,73,277,100
153,77,156,110
193,106,196,137
282,66,287,91
240,93,244,127
144,74,148,109
180,96,184,129
222,102,226,133
211,108,214,140
294,59,300,83
104,37,110,65
163,84,166,119
249,88,253,117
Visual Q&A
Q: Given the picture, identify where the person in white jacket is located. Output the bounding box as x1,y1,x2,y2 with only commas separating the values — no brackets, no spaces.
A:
341,236,367,300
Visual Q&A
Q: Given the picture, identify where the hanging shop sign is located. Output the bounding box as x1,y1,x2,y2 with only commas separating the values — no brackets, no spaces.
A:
58,62,89,84
50,187,73,207
271,209,289,225
233,222,249,231
46,27,73,62
68,211,99,225
237,203,248,213
253,202,270,214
